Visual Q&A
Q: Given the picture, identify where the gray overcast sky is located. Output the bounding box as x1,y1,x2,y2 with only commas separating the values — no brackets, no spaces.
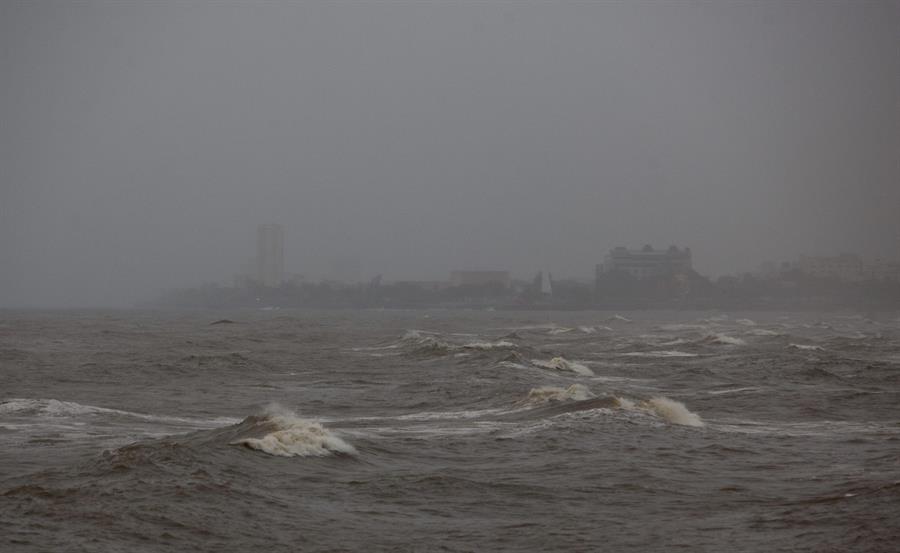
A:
2,1,898,307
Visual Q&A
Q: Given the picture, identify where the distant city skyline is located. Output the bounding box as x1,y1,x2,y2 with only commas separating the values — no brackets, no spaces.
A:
2,2,897,307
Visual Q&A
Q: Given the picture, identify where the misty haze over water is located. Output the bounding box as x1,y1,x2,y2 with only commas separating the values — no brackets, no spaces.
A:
2,2,899,308
2,5,900,552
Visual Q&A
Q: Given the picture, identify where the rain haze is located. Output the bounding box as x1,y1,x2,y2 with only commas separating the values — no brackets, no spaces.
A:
2,1,898,308
4,4,900,551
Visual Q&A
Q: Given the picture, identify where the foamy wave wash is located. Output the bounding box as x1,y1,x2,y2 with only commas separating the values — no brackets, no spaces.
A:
231,406,356,458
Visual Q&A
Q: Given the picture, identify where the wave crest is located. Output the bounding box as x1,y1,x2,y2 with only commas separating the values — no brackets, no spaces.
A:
231,412,356,458
616,396,704,427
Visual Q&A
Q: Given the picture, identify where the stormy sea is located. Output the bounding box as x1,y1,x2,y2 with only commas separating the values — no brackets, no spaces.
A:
1,309,898,552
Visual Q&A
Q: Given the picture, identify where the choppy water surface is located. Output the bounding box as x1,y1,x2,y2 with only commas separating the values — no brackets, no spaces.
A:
1,310,898,551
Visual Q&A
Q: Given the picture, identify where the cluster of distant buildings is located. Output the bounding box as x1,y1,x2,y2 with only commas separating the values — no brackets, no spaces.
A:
236,224,900,295
760,254,900,283
239,224,518,291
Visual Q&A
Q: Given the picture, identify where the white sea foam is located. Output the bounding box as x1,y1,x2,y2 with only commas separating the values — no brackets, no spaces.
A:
621,350,698,358
522,384,595,404
0,398,103,417
736,318,756,326
548,327,575,335
615,397,637,410
462,340,517,350
231,412,356,457
578,326,597,334
531,357,595,376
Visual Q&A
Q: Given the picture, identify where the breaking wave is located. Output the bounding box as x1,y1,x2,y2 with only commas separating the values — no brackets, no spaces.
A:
230,407,356,458
616,396,705,427
531,357,595,376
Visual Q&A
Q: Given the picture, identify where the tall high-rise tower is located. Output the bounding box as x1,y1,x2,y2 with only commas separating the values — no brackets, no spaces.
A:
256,224,284,287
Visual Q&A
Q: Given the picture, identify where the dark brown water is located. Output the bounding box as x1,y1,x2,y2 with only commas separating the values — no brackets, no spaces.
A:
1,309,898,552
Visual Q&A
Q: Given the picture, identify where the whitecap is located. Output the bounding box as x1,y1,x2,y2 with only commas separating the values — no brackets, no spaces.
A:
531,357,595,376
645,397,704,427
231,413,356,457
461,340,517,350
615,396,704,427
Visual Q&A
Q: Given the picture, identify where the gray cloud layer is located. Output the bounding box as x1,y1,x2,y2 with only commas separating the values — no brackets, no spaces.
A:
2,1,898,307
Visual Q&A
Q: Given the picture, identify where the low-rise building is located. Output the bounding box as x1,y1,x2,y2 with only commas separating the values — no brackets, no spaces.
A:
600,245,693,280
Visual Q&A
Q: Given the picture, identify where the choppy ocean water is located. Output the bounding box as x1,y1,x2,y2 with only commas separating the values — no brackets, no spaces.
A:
1,309,898,552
